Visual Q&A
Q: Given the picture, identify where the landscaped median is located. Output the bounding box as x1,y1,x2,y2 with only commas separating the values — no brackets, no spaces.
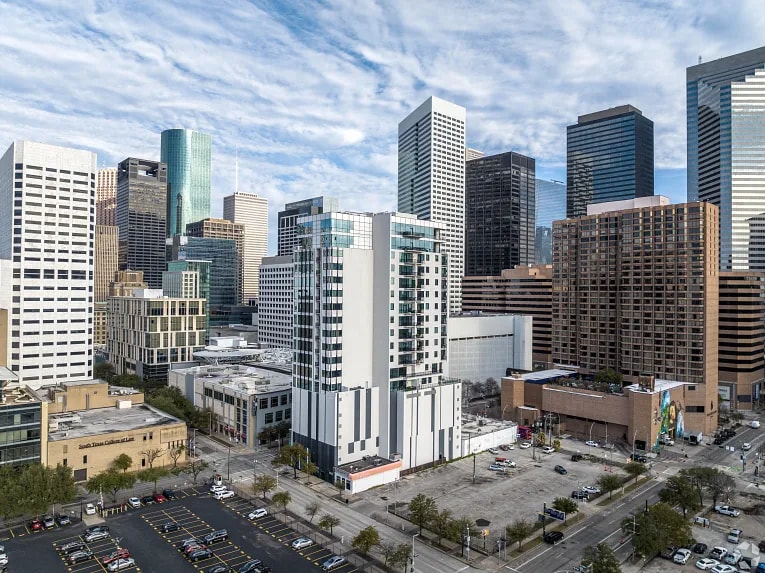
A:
596,475,653,506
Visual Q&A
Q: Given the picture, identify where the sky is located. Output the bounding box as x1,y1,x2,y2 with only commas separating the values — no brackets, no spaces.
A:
1,0,764,254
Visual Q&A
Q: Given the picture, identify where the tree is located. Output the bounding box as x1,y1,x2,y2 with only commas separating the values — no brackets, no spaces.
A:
168,445,186,469
448,516,477,556
86,469,136,503
318,514,340,536
730,411,744,424
505,517,533,551
139,447,165,470
20,463,76,516
252,474,277,500
623,461,647,484
598,474,623,499
683,466,735,507
408,493,438,535
183,458,209,484
623,502,692,559
582,543,622,573
595,368,622,388
305,501,320,523
389,543,412,573
0,465,23,519
272,490,291,511
659,475,701,518
114,373,142,389
535,432,546,447
552,438,561,451
94,361,116,382
431,508,453,545
352,525,381,554
137,467,169,492
551,497,579,522
272,443,317,479
111,453,133,473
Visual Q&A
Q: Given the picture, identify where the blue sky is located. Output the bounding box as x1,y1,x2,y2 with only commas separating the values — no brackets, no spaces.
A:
1,0,764,253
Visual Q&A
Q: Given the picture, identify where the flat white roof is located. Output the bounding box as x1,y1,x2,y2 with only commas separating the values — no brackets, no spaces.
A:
625,379,688,394
521,369,578,382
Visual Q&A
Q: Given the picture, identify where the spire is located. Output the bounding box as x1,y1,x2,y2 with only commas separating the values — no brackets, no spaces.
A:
235,145,239,194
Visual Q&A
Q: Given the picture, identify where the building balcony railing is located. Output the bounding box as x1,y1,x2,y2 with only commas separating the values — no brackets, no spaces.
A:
399,342,415,352
399,328,414,340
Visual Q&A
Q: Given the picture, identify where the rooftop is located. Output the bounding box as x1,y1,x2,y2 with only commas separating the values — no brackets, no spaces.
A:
0,383,41,406
521,369,578,383
461,414,517,436
0,367,18,382
171,364,292,394
47,403,183,442
625,379,688,394
336,455,398,475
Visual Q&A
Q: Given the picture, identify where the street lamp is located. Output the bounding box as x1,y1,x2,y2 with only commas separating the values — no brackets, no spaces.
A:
411,533,420,572
632,429,638,459
589,422,595,449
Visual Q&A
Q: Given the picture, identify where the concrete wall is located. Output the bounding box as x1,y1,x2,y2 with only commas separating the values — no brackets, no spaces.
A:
461,425,518,455
47,382,144,413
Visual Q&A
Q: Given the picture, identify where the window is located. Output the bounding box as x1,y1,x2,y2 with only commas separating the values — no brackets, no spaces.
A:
271,397,279,408
259,398,268,409
275,411,283,422
82,455,88,464
265,412,274,424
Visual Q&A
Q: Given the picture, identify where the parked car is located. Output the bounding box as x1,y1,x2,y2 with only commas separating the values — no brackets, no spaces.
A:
692,543,708,554
203,530,229,545
714,505,740,517
661,546,678,560
54,514,71,526
103,549,131,564
238,560,265,573
85,524,109,533
674,548,692,564
214,489,235,500
488,464,504,472
84,530,110,543
107,558,136,572
68,550,94,564
28,519,43,532
84,503,97,515
554,465,567,475
209,484,227,494
543,531,564,544
248,508,268,520
184,543,208,555
542,446,555,454
291,537,314,550
140,495,156,506
709,547,728,561
571,490,589,500
630,454,648,463
582,486,601,494
188,548,214,562
585,440,599,447
206,566,230,573
58,541,86,555
727,528,742,543
162,489,177,500
152,492,167,503
322,556,347,570
127,497,141,508
161,522,179,533
519,442,531,449
42,515,55,529
709,564,737,573
178,538,202,551
571,454,584,462
695,558,720,570
725,550,742,566
487,448,499,455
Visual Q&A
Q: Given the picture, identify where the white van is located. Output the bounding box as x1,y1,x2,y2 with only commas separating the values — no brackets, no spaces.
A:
751,420,761,429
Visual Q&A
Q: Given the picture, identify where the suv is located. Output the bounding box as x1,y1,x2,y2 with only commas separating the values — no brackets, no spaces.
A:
727,528,742,543
238,559,264,573
162,489,177,500
54,514,71,526
554,465,567,475
571,490,589,500
203,530,229,545
570,454,584,462
42,515,55,529
543,531,564,544
188,548,214,562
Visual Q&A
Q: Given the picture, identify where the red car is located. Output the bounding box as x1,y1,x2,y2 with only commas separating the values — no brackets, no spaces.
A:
102,548,130,564
28,519,43,532
152,492,167,503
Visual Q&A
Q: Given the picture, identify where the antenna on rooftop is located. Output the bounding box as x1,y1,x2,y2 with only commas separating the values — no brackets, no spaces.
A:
698,55,702,65
235,145,239,194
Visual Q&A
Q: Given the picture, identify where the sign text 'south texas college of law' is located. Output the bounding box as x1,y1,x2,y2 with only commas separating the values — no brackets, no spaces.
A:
78,436,136,449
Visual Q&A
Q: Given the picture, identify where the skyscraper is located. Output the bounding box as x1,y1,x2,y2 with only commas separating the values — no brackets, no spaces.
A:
161,128,212,237
94,225,118,303
222,192,268,303
566,105,654,218
186,218,244,305
398,96,466,314
0,141,96,387
465,151,535,275
687,46,765,270
277,195,339,256
96,167,117,226
534,179,566,264
116,158,168,289
257,255,293,349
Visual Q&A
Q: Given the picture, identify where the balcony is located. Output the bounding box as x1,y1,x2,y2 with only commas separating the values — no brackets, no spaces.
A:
399,291,416,302
399,328,414,340
399,342,415,353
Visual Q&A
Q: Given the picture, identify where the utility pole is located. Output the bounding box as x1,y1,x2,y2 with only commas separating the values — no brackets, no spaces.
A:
465,524,471,561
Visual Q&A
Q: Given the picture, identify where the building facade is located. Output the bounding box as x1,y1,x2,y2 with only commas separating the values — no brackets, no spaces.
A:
116,158,168,289
277,196,339,256
465,151,535,275
534,179,566,264
96,167,117,226
107,289,206,381
687,46,765,271
186,218,245,305
94,225,119,303
462,265,553,369
222,192,269,303
162,269,200,299
567,105,654,218
161,128,212,237
552,198,720,435
0,141,96,387
398,96,466,314
258,255,293,349
0,379,47,467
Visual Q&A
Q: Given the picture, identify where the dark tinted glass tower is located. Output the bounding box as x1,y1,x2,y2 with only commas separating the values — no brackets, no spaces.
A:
116,158,168,289
534,179,566,264
465,151,535,276
566,105,654,218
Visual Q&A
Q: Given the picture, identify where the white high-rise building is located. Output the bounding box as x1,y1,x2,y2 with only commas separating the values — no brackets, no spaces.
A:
398,96,466,315
223,192,268,304
257,255,294,349
0,141,96,387
291,211,461,480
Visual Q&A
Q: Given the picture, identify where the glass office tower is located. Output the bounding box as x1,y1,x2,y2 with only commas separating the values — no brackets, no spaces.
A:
687,46,765,270
161,129,212,237
566,105,654,218
534,179,566,264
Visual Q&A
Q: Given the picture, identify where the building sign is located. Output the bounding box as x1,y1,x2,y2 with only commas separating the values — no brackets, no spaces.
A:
78,436,135,449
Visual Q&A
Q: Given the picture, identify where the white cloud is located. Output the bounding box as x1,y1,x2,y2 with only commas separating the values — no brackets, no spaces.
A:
0,0,762,250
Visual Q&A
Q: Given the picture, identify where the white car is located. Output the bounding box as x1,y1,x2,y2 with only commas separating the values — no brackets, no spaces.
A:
291,537,314,550
674,548,692,564
107,558,136,572
322,556,346,571
84,503,96,515
709,547,728,561
213,489,235,500
519,442,531,449
585,440,599,447
714,505,740,517
742,442,752,451
127,497,141,509
209,484,227,494
247,508,268,520
542,446,555,454
487,448,499,455
582,486,601,495
500,460,516,468
710,564,737,573
695,558,719,570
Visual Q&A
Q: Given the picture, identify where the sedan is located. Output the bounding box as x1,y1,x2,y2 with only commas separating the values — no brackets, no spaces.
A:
84,503,96,515
54,514,71,526
209,484,227,494
674,548,692,564
42,515,55,529
237,560,264,573
141,495,156,506
710,565,737,573
487,448,499,455
127,497,141,508
84,530,110,543
152,492,167,503
519,442,531,449
291,537,314,550
695,558,719,570
714,505,740,517
207,566,230,573
582,486,601,495
322,556,347,571
585,440,599,447
542,446,555,454
543,531,564,544
742,442,752,451
488,464,504,472
68,550,94,564
28,519,43,532
188,548,214,562
107,558,136,572
554,465,567,475
161,522,180,533
103,549,130,564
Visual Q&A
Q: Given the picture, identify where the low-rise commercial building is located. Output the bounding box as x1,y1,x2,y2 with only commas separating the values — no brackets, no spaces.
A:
0,373,47,467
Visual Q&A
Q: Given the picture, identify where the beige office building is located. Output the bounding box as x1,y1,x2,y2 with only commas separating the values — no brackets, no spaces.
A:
222,192,268,304
186,217,245,303
96,167,117,226
95,225,119,303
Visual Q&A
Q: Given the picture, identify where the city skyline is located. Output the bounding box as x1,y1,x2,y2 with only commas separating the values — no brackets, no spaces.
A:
2,3,763,252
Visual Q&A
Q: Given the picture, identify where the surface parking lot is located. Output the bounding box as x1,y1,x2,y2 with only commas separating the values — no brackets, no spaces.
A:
2,485,346,573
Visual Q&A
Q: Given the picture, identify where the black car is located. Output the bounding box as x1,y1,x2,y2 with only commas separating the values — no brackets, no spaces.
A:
238,560,264,573
188,548,214,562
554,465,567,475
54,514,71,526
660,546,677,559
162,489,177,500
68,550,94,564
543,531,564,544
161,522,180,533
202,530,229,544
179,538,202,551
630,454,648,463
570,454,583,462
206,566,231,573
58,541,86,555
141,495,156,505
85,524,110,534
691,543,708,554
571,490,589,500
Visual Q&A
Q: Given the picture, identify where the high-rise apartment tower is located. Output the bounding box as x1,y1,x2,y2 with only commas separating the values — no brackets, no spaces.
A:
222,192,268,303
277,196,339,256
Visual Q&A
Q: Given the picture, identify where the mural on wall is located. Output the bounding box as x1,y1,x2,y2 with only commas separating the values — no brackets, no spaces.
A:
656,390,684,450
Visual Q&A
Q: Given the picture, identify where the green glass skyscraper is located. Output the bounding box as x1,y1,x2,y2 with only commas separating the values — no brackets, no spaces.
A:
161,128,212,237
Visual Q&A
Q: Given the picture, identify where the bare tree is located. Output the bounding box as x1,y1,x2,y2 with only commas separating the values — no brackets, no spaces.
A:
139,447,165,470
168,445,185,469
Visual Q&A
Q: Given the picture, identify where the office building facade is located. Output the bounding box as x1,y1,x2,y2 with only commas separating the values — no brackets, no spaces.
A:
257,255,293,349
161,128,212,237
567,105,654,218
534,179,566,264
223,192,269,304
687,46,765,271
186,218,244,305
96,167,117,226
398,96,466,314
465,151,535,275
0,141,96,387
94,224,119,303
277,196,339,256
552,198,719,435
116,158,168,289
